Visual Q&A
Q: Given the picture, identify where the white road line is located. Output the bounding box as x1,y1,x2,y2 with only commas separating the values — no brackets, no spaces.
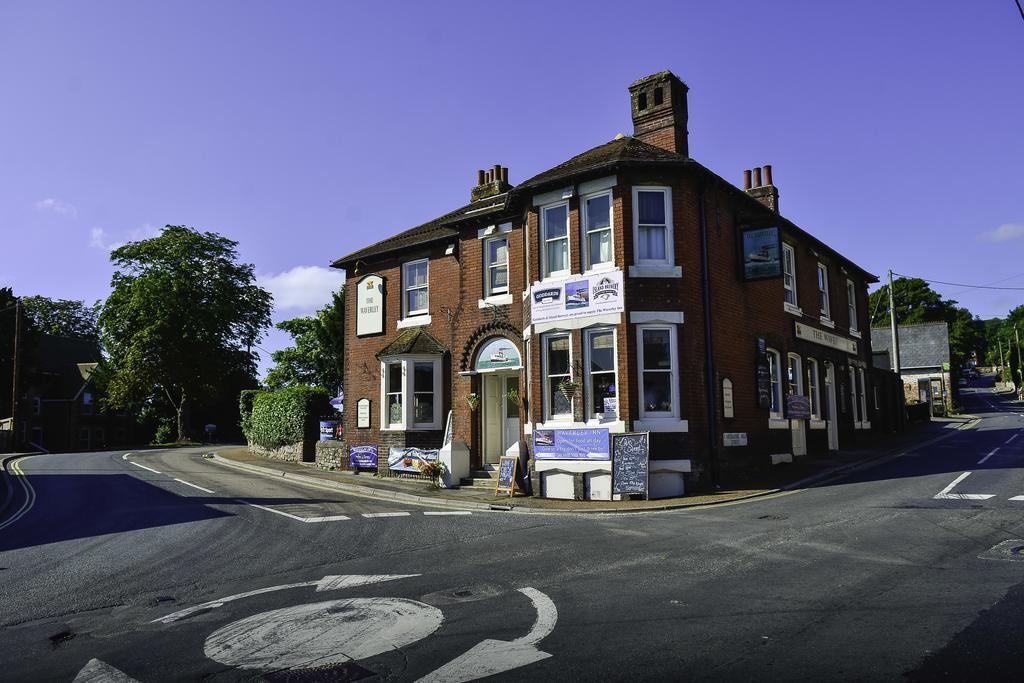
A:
936,471,972,497
1007,434,1020,444
362,512,411,518
129,461,161,474
0,459,37,532
173,478,215,494
302,515,351,523
423,511,473,516
121,453,131,460
241,501,308,521
933,471,996,500
1009,496,1024,502
237,500,350,523
978,448,1000,465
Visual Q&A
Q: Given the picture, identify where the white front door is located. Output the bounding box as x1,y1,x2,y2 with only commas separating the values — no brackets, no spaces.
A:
503,376,520,457
482,373,521,465
790,417,807,457
824,362,839,451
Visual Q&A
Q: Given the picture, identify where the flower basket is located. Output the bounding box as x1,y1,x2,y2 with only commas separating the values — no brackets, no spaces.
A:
557,379,580,403
416,459,447,488
466,393,480,411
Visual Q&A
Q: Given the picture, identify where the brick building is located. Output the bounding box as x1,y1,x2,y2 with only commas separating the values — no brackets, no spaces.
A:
332,71,880,499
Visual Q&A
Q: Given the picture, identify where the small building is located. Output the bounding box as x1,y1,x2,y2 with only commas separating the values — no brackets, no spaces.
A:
872,321,952,417
333,71,881,499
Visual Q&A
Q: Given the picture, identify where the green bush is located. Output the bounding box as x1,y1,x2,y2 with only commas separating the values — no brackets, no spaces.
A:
239,388,263,438
246,385,332,450
152,419,174,445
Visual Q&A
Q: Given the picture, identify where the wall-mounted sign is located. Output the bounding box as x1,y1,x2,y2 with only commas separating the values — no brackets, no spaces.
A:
794,321,858,355
722,378,734,418
786,394,811,420
756,337,772,410
533,428,610,460
356,275,384,336
356,398,371,428
475,337,521,371
530,270,624,324
388,447,439,473
723,432,748,447
349,444,378,469
741,227,782,280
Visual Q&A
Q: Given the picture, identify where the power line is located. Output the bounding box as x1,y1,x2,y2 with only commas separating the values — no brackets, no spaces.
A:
891,272,1024,291
947,271,1024,297
1017,0,1024,22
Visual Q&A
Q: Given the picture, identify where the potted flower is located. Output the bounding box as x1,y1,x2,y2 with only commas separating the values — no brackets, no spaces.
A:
557,378,580,403
417,459,447,488
505,387,520,404
466,393,480,411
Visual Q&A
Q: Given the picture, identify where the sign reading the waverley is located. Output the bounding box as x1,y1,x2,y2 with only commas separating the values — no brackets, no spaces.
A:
475,337,521,371
741,227,782,280
794,321,858,355
356,275,384,336
531,270,624,324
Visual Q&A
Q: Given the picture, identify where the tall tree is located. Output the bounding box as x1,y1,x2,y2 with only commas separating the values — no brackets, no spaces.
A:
99,226,272,441
21,296,101,339
265,287,345,393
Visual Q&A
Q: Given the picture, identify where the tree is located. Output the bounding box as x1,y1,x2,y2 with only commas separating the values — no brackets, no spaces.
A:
265,287,345,393
99,226,272,441
21,296,101,339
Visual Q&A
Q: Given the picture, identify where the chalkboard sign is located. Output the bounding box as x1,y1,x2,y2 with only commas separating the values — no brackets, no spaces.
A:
495,455,517,497
612,432,649,497
755,337,772,410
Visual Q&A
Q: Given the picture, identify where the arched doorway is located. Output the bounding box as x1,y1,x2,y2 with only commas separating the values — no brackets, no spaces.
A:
474,337,522,465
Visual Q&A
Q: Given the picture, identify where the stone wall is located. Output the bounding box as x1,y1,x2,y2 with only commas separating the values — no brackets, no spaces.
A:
247,440,315,462
315,440,348,470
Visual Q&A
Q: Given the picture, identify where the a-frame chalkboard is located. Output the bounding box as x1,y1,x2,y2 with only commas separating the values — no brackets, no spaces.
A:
612,432,650,498
495,455,517,498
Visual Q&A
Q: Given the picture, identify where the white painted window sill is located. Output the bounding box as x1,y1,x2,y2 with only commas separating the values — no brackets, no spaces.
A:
478,293,513,308
819,317,835,329
850,329,862,338
397,314,431,329
854,421,872,430
629,265,682,278
768,417,789,430
633,418,688,432
582,264,618,277
584,419,626,432
809,419,827,430
784,303,803,317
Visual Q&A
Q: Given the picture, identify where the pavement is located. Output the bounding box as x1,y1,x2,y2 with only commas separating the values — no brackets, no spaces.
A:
211,414,979,513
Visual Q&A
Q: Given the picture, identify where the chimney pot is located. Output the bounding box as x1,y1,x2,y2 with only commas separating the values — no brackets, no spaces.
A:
743,169,752,190
477,169,485,185
764,164,773,186
753,167,763,188
500,166,508,184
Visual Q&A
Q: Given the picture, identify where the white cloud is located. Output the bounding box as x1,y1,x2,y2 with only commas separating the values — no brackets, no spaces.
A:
979,223,1024,243
89,224,162,252
259,265,345,314
35,197,77,217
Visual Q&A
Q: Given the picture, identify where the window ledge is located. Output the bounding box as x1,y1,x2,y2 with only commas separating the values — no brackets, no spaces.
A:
582,264,618,277
819,317,835,329
478,293,513,308
850,329,862,339
397,314,432,329
633,418,688,433
629,265,682,278
784,303,803,317
809,419,827,430
768,417,789,430
584,419,626,432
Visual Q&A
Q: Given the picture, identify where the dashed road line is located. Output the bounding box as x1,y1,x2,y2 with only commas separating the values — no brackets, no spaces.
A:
302,515,351,522
363,512,411,518
978,448,1000,465
1007,434,1020,444
933,471,995,500
172,478,215,494
1010,496,1024,502
129,461,161,474
424,511,473,516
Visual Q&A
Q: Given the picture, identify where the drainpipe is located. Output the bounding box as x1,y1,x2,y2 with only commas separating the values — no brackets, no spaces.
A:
699,187,720,488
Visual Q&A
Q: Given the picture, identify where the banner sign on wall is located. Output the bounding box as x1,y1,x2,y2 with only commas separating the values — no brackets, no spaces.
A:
349,445,378,469
530,270,624,324
388,447,440,473
533,428,610,460
356,275,384,336
794,321,858,355
741,227,782,280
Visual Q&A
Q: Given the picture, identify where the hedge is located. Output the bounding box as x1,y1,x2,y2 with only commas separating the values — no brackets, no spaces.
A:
243,385,332,451
239,389,261,437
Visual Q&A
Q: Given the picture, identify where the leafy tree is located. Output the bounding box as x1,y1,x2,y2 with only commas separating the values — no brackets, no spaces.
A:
21,296,101,339
99,226,272,441
265,287,345,393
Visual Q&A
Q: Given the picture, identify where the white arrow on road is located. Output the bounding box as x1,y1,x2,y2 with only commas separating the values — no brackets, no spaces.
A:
73,659,140,682
416,587,557,683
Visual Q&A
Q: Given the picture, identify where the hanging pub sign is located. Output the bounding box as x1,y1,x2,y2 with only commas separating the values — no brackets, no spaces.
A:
741,227,782,281
475,337,522,371
785,394,811,420
356,275,384,336
755,337,772,410
530,270,624,324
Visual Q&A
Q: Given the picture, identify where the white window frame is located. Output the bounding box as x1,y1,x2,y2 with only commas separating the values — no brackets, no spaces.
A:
636,324,679,420
630,186,679,277
540,201,571,280
542,332,573,422
402,259,429,318
807,358,822,420
582,190,614,272
817,263,831,321
380,356,443,431
846,279,859,334
584,327,618,421
849,366,859,425
484,235,509,297
787,353,803,399
767,348,783,419
782,243,799,313
856,367,869,429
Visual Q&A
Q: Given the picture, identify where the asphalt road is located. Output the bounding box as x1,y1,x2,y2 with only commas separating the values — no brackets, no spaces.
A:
2,381,1023,681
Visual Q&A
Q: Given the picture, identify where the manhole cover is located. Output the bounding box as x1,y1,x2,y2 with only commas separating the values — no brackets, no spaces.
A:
979,539,1024,562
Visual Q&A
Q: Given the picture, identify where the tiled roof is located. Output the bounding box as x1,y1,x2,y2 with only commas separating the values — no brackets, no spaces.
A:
871,322,950,370
376,328,447,358
515,136,688,190
27,335,101,399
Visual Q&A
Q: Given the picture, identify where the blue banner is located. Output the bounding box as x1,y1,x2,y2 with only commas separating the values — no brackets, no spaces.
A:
349,445,378,469
388,447,440,473
533,428,610,460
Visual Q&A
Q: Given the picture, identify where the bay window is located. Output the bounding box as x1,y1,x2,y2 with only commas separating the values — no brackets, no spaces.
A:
543,333,572,420
583,191,613,270
402,259,429,317
385,361,403,428
380,356,442,430
637,325,677,417
585,328,617,420
484,236,509,296
541,203,570,279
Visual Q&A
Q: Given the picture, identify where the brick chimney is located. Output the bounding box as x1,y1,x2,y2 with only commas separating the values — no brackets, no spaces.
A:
628,71,689,156
743,164,780,213
471,164,511,202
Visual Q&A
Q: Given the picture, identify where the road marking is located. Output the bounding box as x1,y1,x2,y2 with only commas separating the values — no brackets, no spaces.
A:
172,478,215,494
129,461,161,474
73,658,139,682
153,574,421,623
416,587,557,682
933,471,996,500
363,512,411,518
1010,496,1024,502
978,448,1000,465
424,511,473,516
121,453,131,460
0,458,37,532
237,500,351,523
301,515,351,522
1007,434,1020,444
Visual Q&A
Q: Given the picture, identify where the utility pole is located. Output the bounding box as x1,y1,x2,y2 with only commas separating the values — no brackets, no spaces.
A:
888,270,901,375
1015,324,1023,386
11,298,21,450
998,337,1005,382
